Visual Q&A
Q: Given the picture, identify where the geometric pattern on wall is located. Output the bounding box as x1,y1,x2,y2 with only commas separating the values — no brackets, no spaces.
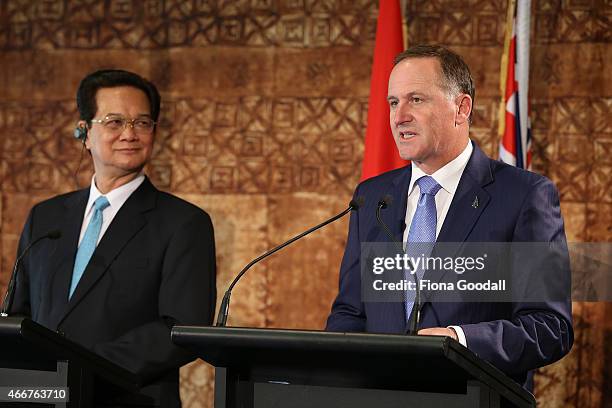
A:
1,0,379,50
0,0,610,407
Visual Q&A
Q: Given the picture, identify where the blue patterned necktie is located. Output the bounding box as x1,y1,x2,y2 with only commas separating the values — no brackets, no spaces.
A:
405,176,442,321
69,196,110,299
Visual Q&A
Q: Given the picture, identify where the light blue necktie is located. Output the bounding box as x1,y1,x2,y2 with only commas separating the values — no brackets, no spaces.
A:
69,196,110,299
405,176,442,321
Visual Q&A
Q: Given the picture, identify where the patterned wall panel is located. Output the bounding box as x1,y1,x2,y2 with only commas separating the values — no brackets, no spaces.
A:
0,0,610,406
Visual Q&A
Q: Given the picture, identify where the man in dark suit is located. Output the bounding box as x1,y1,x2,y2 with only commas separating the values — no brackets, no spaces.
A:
9,69,216,407
326,45,572,389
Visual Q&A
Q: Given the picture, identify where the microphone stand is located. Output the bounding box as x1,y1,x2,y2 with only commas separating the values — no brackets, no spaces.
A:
375,197,421,335
216,199,363,327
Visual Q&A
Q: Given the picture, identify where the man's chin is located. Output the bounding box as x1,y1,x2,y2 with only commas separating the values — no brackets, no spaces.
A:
108,163,147,178
396,150,417,161
394,143,417,161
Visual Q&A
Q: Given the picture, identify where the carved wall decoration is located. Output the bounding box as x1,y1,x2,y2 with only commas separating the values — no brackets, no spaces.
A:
1,1,609,406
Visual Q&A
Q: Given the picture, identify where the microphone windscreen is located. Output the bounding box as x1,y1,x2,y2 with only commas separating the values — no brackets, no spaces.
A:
377,194,394,209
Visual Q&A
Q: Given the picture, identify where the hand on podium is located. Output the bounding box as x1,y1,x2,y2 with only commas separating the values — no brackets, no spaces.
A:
418,327,458,341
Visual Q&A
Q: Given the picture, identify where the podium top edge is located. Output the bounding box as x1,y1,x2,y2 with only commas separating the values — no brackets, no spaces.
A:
171,325,455,355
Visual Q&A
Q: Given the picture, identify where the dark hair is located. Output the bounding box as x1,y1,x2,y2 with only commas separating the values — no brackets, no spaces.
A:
394,44,475,123
76,69,161,125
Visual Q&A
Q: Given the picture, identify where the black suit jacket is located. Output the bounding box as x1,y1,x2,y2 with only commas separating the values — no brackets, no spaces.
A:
10,177,216,407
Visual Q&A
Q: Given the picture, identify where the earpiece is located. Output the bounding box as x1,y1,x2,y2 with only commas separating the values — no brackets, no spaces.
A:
74,125,88,140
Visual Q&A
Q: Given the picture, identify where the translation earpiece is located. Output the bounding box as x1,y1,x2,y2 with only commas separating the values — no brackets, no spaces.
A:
74,125,88,140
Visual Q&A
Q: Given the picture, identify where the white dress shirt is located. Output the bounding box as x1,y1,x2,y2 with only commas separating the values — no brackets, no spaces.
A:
402,140,473,347
78,173,146,246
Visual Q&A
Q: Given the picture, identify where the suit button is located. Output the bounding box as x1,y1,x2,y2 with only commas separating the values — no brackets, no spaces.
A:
57,329,65,337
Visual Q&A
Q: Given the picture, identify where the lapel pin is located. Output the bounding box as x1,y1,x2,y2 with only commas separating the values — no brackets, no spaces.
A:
472,196,479,208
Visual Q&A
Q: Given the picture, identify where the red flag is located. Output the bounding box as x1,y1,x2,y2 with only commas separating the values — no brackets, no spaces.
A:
360,0,408,181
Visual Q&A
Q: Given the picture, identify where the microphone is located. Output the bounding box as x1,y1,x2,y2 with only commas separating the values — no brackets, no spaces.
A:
376,195,403,253
216,197,364,327
375,196,421,335
1,230,62,317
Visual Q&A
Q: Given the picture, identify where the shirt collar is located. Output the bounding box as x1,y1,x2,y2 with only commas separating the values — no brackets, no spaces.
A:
85,172,146,216
408,140,473,196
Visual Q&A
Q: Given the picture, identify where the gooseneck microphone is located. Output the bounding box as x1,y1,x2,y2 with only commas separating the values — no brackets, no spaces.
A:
1,230,62,317
375,196,421,335
216,198,364,327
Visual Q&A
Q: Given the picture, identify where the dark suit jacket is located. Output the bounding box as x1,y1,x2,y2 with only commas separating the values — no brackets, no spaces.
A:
326,144,573,389
10,177,216,407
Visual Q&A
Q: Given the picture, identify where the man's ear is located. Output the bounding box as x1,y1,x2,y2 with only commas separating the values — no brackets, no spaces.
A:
455,94,472,126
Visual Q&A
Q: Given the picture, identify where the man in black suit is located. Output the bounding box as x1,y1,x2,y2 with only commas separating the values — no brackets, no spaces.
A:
9,69,216,407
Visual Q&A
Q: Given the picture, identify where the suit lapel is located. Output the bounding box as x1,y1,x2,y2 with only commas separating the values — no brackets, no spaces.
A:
389,166,412,241
379,167,412,332
437,144,493,243
58,178,157,325
44,189,89,328
423,145,494,292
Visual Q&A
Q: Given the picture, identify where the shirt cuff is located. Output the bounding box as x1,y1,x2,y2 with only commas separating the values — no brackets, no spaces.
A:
448,325,467,347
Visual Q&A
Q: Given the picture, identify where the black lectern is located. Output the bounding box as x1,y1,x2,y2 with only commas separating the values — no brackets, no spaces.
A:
172,326,535,408
0,316,139,407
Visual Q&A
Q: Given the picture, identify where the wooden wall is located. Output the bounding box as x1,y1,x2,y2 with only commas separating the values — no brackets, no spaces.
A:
0,1,609,406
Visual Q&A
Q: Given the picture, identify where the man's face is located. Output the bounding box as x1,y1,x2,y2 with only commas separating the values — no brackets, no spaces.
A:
387,57,466,173
85,86,154,180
